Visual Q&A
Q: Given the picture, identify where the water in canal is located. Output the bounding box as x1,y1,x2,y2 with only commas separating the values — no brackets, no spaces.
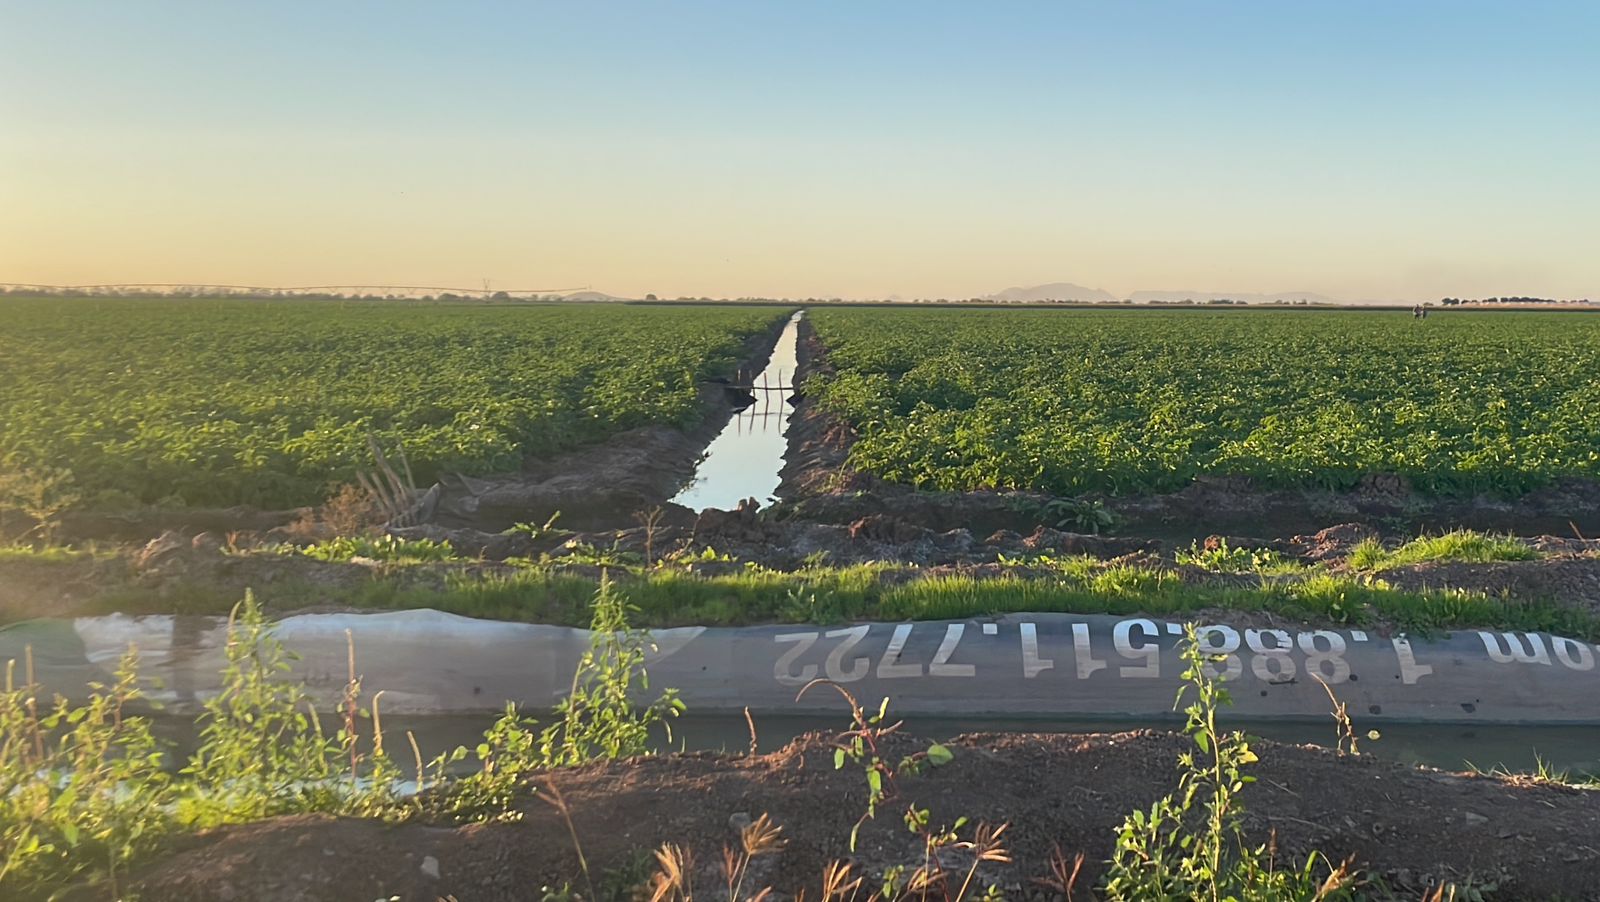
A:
671,310,804,511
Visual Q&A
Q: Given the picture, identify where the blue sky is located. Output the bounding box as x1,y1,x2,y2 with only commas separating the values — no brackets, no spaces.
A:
2,1,1596,300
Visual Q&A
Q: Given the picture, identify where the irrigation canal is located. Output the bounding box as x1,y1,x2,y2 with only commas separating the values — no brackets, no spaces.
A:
670,310,803,511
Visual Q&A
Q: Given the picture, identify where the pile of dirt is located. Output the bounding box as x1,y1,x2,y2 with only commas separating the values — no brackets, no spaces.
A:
125,731,1600,902
1278,523,1383,562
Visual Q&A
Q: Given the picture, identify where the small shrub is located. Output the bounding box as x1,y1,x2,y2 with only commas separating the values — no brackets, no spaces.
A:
0,647,170,895
1102,623,1358,900
431,575,684,820
286,482,385,540
0,464,80,543
178,593,396,825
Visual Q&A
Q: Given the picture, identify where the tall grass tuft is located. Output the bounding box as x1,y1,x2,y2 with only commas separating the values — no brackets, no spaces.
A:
1348,530,1538,571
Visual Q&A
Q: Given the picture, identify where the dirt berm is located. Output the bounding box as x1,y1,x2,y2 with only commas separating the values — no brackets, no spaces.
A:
127,731,1600,901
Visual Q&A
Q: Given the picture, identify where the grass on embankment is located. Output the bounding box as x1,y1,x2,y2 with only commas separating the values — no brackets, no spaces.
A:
59,554,1600,643
0,542,102,563
1347,530,1540,571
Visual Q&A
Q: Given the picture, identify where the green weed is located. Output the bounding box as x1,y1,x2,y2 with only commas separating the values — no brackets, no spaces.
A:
0,544,97,564
1178,539,1295,574
427,576,683,820
1103,623,1359,900
178,593,397,826
1347,531,1538,571
0,647,169,896
300,534,458,563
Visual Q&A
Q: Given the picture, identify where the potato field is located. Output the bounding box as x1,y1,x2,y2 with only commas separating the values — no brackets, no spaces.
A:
806,307,1600,495
0,298,786,507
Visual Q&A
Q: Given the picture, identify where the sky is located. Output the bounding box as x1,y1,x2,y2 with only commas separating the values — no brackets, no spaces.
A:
2,2,1597,302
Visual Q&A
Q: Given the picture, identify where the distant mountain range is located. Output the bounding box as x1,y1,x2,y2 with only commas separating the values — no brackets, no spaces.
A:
986,283,1342,305
986,282,1119,303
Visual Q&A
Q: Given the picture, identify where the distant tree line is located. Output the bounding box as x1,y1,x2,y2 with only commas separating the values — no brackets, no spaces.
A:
0,285,573,302
1440,296,1595,306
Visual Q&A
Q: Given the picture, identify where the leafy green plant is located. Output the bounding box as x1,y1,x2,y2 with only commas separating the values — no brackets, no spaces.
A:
1008,496,1120,534
0,464,81,543
694,546,736,564
179,593,396,825
1102,623,1358,901
300,534,457,563
1177,539,1291,574
797,681,1003,902
504,511,567,541
807,307,1600,497
562,541,645,569
431,575,684,820
0,647,170,896
539,574,685,766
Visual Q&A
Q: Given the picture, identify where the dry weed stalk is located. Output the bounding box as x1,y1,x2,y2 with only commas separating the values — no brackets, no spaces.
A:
1032,845,1086,901
407,730,425,793
636,505,666,565
818,859,863,901
649,842,695,902
541,781,599,902
723,812,785,902
1316,855,1359,899
357,434,422,527
951,821,1012,901
1312,673,1366,756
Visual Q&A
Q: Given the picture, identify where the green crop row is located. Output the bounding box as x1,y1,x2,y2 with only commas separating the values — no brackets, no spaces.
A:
806,307,1600,496
0,298,788,508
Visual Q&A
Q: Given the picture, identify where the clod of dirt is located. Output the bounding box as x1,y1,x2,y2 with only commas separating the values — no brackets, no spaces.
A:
137,530,200,570
847,514,934,545
1022,526,1157,557
694,500,777,545
1281,522,1382,562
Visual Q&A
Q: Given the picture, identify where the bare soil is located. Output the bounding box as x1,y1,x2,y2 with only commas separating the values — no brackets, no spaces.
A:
122,731,1600,902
